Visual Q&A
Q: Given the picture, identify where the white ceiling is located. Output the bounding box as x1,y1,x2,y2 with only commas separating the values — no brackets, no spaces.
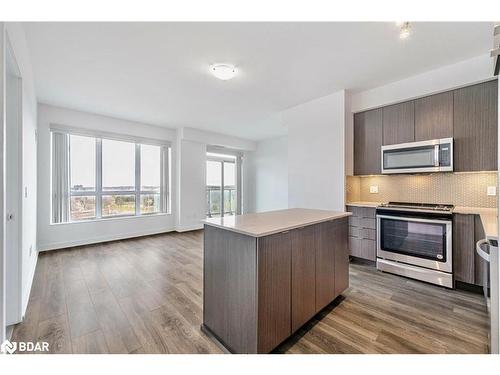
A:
24,22,494,140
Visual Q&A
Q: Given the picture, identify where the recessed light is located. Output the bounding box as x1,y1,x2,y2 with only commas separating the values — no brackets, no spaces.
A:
210,63,237,80
399,22,411,39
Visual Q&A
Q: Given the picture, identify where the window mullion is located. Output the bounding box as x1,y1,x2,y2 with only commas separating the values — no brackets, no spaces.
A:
135,144,141,216
96,138,102,218
221,160,225,217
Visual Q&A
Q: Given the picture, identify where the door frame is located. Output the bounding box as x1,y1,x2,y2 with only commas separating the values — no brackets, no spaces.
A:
0,21,6,344
206,151,241,217
4,32,23,326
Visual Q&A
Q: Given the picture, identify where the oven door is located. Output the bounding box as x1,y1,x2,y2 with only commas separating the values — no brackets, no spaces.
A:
377,214,452,273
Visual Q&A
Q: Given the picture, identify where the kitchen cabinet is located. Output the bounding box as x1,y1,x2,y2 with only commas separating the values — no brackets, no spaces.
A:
453,214,475,285
352,80,497,174
257,231,292,353
203,210,350,353
414,91,453,141
452,213,486,287
347,205,376,261
291,225,317,332
354,108,383,175
313,218,350,311
382,101,415,145
333,219,349,297
453,80,498,172
315,221,335,311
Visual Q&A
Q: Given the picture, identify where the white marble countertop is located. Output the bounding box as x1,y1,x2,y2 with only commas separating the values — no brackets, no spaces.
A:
203,208,351,237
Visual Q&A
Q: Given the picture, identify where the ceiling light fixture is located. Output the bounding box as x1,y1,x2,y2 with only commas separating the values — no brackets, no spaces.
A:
210,63,237,80
399,22,411,39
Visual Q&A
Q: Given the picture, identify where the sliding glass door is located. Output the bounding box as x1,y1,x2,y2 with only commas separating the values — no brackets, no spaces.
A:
206,153,239,218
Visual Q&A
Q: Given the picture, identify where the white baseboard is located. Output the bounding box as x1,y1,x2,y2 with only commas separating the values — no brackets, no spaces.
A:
21,249,39,318
38,227,175,251
175,225,204,232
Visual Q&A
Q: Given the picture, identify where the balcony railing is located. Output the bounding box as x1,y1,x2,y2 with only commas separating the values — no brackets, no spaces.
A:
206,185,236,218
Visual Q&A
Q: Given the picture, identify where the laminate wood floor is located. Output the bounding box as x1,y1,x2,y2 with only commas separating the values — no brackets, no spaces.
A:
11,231,489,354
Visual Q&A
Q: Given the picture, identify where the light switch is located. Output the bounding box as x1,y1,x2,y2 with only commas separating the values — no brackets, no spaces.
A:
370,185,379,194
487,186,496,196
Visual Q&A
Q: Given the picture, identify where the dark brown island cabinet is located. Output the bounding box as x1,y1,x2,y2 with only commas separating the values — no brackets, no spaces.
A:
201,208,351,353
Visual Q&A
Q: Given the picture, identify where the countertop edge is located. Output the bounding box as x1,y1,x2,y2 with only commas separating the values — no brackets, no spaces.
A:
345,201,382,208
203,212,352,238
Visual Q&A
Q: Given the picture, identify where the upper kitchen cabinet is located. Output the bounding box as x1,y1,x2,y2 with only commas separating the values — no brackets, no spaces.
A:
453,80,498,172
414,91,453,141
353,108,383,175
382,101,415,145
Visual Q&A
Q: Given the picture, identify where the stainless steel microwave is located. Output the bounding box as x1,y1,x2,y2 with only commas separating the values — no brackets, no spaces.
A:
381,138,453,174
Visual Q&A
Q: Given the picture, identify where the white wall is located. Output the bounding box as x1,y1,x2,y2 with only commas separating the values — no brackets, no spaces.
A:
352,54,493,112
37,104,177,250
243,136,288,213
285,90,346,211
176,138,206,231
5,23,38,319
175,127,256,230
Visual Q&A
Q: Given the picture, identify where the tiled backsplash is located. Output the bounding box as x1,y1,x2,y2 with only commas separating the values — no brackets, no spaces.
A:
346,172,498,208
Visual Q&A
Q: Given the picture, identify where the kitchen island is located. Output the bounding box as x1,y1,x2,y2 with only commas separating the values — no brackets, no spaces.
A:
201,208,351,353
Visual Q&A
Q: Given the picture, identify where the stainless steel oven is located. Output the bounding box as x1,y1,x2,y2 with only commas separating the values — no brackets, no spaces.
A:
381,138,453,174
376,202,453,288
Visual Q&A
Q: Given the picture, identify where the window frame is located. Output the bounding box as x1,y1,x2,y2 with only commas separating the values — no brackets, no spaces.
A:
56,127,170,223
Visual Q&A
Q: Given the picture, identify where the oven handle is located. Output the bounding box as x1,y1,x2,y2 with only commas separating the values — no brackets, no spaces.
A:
376,214,452,225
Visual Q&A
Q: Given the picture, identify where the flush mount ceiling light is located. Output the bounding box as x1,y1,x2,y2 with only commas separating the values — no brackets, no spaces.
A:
398,22,411,39
210,63,237,80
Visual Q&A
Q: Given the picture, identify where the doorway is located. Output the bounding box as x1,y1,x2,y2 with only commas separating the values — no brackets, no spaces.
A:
206,152,240,218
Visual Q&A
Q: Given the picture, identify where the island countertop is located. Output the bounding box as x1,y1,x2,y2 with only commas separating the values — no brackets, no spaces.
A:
203,208,351,237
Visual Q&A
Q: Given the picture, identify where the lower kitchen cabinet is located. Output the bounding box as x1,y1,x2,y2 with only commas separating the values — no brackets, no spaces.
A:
315,221,336,311
203,215,350,353
347,205,377,261
291,219,349,331
291,226,317,332
333,219,349,296
257,231,292,353
452,213,486,287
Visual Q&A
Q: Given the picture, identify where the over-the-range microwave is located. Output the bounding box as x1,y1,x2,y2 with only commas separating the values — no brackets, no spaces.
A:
381,138,453,174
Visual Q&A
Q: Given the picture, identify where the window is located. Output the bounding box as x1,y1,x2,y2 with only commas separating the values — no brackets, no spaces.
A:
52,130,170,223
206,152,240,218
140,144,161,214
69,135,96,221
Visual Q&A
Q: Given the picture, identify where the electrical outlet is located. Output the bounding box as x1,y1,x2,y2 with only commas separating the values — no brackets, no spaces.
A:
369,185,379,194
487,186,496,196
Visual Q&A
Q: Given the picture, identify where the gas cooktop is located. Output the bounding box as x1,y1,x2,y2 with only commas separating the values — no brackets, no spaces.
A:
378,201,454,213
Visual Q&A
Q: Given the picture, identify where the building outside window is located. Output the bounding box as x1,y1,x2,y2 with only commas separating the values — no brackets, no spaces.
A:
206,151,241,218
51,129,170,223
